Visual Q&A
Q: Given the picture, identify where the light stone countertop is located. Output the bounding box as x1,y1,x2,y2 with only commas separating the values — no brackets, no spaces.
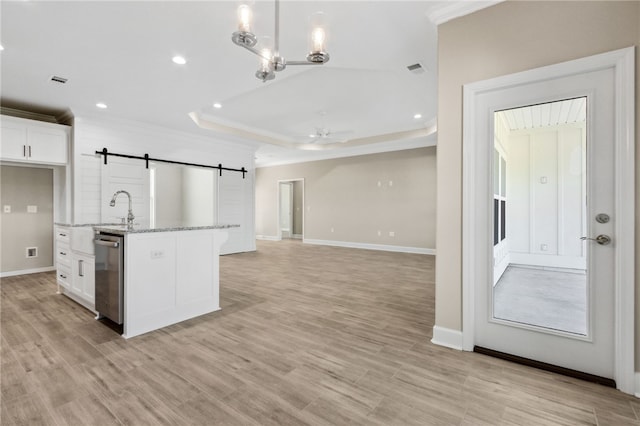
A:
55,222,122,228
93,223,240,235
56,222,239,235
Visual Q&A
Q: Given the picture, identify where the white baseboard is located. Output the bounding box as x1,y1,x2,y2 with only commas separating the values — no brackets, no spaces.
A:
634,373,640,398
509,253,586,270
0,266,55,278
292,234,303,240
255,235,282,241
303,238,436,255
431,326,463,350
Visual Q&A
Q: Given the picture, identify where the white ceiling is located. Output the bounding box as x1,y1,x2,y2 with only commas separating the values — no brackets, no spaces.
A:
0,1,497,167
498,97,587,131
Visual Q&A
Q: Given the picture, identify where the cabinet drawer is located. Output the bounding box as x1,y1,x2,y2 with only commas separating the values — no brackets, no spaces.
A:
55,228,70,244
56,243,71,268
57,266,71,289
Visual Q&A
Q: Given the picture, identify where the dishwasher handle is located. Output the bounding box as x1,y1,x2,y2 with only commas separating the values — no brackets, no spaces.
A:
94,239,120,248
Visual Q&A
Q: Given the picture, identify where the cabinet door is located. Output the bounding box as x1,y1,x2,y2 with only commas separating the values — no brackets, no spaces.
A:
71,257,83,294
28,127,68,164
0,123,28,161
73,254,95,304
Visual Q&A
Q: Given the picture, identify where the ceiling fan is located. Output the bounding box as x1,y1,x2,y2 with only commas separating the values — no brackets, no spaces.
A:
297,111,353,145
304,127,352,144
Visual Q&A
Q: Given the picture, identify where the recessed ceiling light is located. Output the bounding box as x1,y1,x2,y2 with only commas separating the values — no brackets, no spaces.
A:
413,113,422,119
96,102,108,109
213,103,222,109
172,56,187,65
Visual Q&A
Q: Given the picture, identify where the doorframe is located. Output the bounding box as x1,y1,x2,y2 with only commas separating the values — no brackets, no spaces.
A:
277,178,305,240
461,47,635,394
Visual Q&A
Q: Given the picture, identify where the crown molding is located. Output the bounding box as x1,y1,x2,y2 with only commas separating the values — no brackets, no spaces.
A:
427,1,504,26
0,107,58,123
256,132,437,168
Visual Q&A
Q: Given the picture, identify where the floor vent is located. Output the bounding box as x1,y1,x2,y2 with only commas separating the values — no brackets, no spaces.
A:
26,247,38,258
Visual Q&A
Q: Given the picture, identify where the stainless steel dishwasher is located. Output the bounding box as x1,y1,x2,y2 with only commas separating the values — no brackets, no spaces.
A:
94,234,124,325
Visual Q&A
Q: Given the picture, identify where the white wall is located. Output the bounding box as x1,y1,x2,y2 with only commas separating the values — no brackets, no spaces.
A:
101,157,150,226
71,113,256,253
506,123,586,269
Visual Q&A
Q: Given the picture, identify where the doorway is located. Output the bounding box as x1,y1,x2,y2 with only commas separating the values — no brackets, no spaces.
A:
0,165,54,275
278,179,304,240
462,48,634,393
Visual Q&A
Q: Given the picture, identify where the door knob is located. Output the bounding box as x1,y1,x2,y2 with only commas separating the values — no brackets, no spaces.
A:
580,234,611,245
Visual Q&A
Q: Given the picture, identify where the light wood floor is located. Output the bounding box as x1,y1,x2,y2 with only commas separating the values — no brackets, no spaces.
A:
2,240,639,425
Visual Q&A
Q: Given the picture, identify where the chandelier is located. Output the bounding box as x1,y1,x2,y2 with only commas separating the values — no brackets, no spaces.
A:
231,0,330,82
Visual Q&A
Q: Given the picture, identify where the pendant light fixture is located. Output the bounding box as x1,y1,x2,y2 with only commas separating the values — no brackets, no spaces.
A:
231,0,330,82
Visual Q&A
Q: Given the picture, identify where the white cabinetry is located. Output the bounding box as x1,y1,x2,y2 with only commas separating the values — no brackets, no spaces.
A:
1,115,69,165
55,225,95,310
55,228,72,290
122,229,228,338
72,253,95,304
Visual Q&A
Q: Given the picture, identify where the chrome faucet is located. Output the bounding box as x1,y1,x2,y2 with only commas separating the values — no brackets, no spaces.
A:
110,190,135,227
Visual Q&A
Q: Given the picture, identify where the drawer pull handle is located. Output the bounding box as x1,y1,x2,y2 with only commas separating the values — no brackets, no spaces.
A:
59,274,67,279
59,233,67,237
59,251,66,256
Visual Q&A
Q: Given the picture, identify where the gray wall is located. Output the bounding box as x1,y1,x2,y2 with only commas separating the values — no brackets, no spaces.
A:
256,147,436,249
292,180,303,236
154,163,183,226
154,164,218,228
1,165,53,272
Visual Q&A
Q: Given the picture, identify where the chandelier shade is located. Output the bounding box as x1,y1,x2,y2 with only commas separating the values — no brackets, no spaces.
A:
231,0,330,82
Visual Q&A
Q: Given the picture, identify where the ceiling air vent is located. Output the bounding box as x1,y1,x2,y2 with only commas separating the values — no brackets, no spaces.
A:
406,63,425,74
49,75,68,84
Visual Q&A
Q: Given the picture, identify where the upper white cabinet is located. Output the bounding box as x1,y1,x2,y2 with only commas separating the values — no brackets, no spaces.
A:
0,115,69,165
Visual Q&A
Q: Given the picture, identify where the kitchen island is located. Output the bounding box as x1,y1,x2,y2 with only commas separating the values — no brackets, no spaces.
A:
94,223,238,338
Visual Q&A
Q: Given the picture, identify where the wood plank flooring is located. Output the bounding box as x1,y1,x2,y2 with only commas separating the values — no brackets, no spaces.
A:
2,239,638,425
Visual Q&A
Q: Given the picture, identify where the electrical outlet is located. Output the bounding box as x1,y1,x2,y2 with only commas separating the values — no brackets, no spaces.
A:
377,181,382,187
150,250,164,259
331,227,334,233
3,205,10,213
377,230,381,236
27,205,37,213
389,180,393,187
540,244,548,251
389,231,395,237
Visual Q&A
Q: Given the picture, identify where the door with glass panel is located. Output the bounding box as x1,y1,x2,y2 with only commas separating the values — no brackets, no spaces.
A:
475,67,615,380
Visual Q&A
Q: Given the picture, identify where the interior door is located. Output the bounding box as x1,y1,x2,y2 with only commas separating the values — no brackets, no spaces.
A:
474,67,615,379
279,182,293,239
